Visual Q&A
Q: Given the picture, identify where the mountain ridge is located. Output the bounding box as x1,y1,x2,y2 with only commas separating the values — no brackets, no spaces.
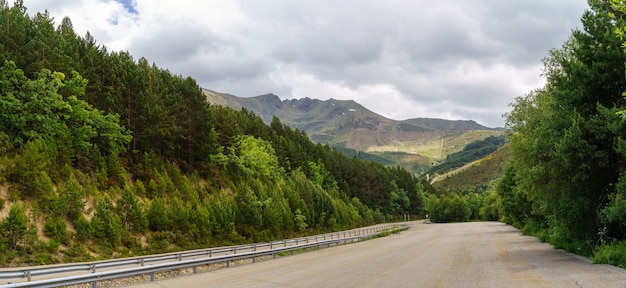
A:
203,89,503,161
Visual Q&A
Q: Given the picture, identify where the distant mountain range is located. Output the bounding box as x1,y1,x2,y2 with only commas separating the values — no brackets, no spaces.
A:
203,89,503,161
203,89,504,164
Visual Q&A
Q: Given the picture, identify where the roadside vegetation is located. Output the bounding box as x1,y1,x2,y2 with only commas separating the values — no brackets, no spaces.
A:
498,0,626,266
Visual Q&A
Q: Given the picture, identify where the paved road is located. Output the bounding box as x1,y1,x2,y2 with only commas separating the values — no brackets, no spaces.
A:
137,222,626,288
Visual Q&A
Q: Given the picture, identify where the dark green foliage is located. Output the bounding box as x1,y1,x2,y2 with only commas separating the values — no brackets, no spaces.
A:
43,216,69,245
146,197,169,232
91,196,124,247
116,186,148,233
479,191,501,221
2,204,28,250
74,215,92,242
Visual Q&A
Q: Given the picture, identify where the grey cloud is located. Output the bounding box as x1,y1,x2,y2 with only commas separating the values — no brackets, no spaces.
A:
128,20,220,63
23,0,590,127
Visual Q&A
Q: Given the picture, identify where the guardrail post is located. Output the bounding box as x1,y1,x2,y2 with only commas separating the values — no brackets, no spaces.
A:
91,264,96,273
270,242,273,249
150,271,155,281
234,247,237,254
178,254,182,261
193,264,197,274
227,260,230,268
253,244,257,251
25,271,31,282
92,280,97,288
283,240,287,247
140,258,145,266
296,238,299,245
209,250,213,257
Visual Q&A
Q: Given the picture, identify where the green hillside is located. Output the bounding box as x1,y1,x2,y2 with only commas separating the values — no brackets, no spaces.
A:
0,4,426,267
428,135,507,176
432,144,510,192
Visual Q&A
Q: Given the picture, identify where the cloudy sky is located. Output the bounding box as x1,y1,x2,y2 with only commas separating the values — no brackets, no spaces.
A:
24,0,589,127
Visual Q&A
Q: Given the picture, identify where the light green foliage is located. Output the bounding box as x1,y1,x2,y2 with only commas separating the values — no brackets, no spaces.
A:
0,61,131,156
231,135,284,181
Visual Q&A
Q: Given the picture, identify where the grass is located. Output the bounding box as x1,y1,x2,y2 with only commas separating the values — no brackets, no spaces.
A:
593,241,626,268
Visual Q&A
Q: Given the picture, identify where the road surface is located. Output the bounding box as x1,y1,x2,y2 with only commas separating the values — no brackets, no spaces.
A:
136,221,626,287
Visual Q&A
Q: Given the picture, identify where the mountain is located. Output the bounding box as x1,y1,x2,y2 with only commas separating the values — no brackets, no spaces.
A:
203,89,504,162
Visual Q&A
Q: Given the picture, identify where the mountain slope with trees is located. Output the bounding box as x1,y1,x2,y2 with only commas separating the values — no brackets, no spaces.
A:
204,89,504,175
0,1,426,266
428,135,507,176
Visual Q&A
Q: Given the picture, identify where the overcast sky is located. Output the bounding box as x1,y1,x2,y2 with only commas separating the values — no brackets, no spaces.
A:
23,0,589,127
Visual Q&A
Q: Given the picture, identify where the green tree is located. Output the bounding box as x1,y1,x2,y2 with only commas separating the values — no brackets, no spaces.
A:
59,173,85,221
91,196,123,247
2,204,28,250
116,186,148,233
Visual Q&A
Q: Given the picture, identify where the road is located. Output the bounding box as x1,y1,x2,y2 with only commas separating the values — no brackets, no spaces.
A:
136,221,626,288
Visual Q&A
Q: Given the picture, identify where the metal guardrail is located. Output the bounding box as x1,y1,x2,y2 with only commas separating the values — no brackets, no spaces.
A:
0,224,408,288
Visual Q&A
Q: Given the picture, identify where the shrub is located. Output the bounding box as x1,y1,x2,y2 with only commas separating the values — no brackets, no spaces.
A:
593,241,626,268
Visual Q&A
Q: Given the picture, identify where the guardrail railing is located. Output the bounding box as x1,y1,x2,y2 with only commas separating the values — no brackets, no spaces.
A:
0,224,408,287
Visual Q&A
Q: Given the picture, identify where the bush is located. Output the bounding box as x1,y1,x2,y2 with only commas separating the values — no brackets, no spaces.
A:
593,241,626,268
44,216,70,245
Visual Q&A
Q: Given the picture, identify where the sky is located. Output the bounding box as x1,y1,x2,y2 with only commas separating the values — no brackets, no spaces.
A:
23,0,589,128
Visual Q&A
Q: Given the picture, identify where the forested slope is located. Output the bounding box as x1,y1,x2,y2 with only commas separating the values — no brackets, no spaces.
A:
0,2,426,266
